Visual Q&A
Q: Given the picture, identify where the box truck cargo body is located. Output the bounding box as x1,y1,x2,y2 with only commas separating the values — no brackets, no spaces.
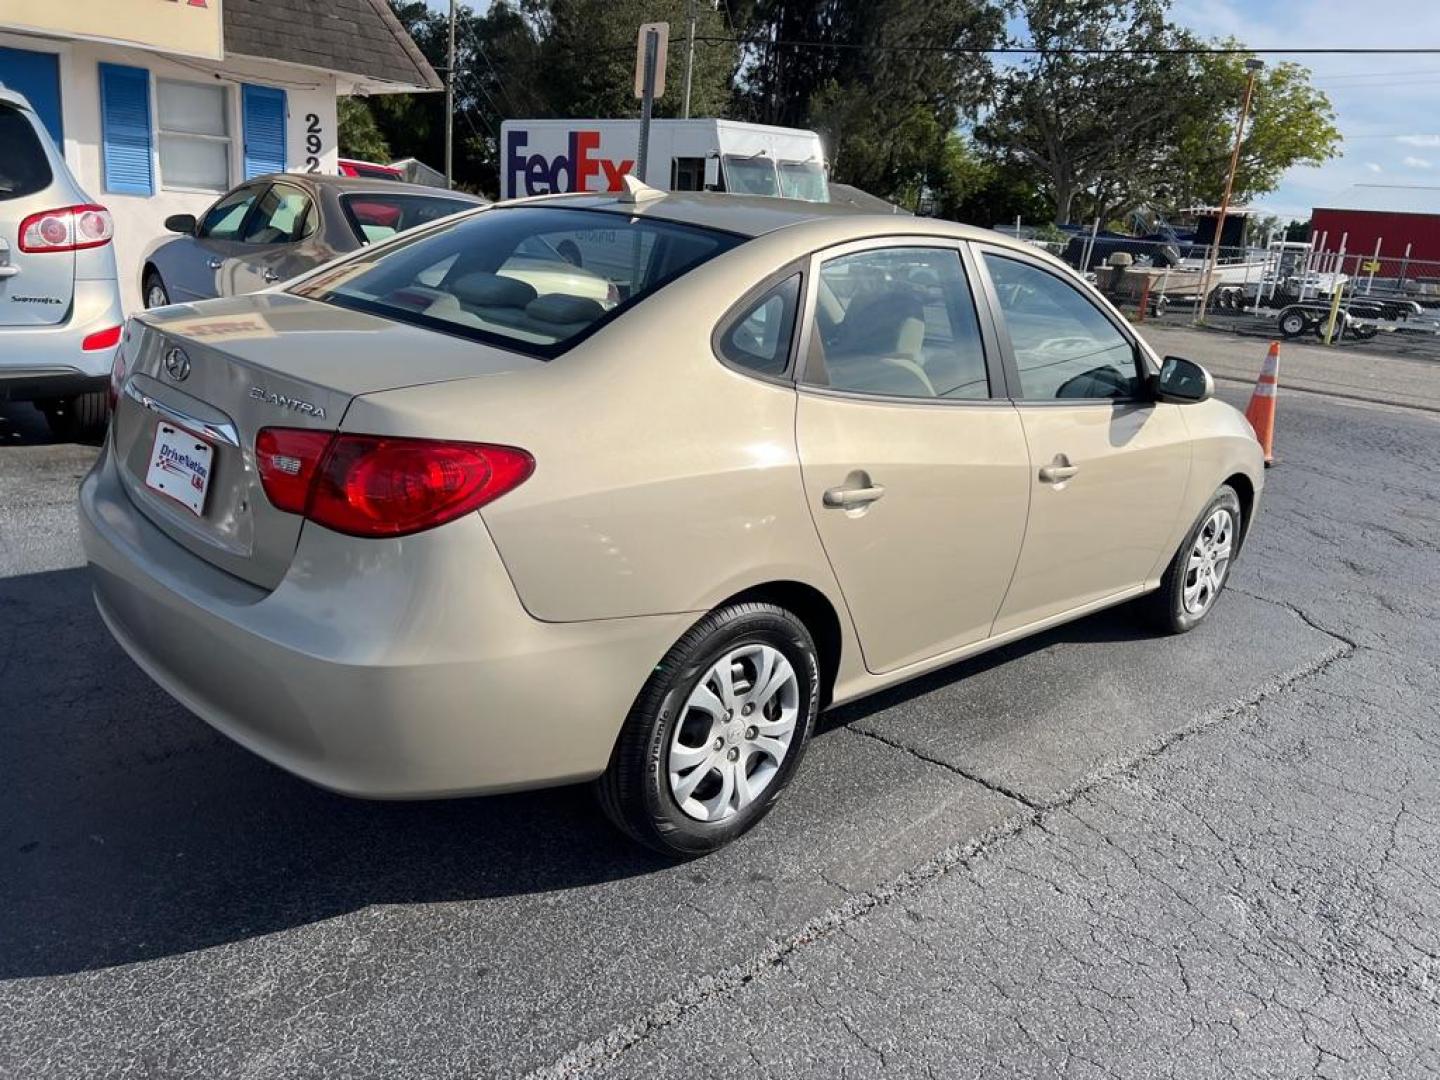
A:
501,118,828,202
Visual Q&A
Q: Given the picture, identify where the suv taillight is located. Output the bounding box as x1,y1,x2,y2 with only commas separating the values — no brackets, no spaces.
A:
18,204,114,253
255,428,533,538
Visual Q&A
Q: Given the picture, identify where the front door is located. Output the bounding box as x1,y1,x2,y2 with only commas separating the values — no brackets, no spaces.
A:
975,247,1191,635
795,241,1031,674
168,183,267,302
229,181,318,293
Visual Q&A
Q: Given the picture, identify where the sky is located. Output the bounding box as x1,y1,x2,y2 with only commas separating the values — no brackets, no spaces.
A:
426,0,1440,221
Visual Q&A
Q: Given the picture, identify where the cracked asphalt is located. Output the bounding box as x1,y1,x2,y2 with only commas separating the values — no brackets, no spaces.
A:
2,341,1438,1078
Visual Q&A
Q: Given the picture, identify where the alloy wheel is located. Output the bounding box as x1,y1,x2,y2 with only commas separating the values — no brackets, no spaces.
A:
1182,508,1234,615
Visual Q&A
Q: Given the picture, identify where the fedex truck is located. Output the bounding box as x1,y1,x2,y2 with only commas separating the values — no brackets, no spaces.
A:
501,118,829,203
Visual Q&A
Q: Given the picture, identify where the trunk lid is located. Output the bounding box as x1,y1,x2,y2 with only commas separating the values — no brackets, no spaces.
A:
113,292,538,589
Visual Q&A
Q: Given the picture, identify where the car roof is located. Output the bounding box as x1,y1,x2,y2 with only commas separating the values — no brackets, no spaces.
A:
0,85,35,111
502,189,1051,260
249,172,489,201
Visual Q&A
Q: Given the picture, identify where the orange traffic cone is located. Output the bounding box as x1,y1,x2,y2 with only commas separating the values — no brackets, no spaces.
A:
1245,341,1279,467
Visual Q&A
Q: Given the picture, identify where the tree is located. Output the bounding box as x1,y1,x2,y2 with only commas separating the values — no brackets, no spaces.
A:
736,0,1003,202
1169,50,1340,209
977,0,1197,224
536,0,737,121
979,1,1340,225
337,97,391,162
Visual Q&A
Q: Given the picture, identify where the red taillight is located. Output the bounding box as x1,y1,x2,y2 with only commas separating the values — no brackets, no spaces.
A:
255,428,334,515
18,204,114,253
83,325,122,351
255,428,533,538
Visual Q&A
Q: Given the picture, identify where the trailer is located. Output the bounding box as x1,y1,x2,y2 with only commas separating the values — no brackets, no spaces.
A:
500,118,828,202
1275,297,1433,341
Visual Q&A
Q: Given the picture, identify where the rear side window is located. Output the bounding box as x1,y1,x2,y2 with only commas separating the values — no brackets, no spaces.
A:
294,205,742,358
0,105,53,201
717,274,801,377
341,194,476,245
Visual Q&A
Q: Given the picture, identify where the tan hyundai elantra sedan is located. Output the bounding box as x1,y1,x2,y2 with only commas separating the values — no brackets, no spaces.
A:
80,188,1263,855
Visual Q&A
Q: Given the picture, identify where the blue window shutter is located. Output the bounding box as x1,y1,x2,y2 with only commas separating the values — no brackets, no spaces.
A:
242,85,287,180
0,47,64,145
99,63,152,196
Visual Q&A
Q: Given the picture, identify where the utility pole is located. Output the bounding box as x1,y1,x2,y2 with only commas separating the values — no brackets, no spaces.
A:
444,0,457,189
682,0,697,119
1196,57,1263,325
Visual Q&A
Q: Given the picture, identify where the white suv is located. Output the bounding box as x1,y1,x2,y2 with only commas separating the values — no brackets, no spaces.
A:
0,84,123,439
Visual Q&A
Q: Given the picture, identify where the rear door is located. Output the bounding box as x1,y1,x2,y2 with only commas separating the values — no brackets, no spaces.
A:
974,245,1191,634
794,239,1031,674
0,99,73,326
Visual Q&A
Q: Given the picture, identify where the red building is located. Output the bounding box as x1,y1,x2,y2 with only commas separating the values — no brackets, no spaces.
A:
1310,184,1440,282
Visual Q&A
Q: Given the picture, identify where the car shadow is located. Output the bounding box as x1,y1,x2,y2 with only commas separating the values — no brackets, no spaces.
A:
1,565,1152,979
0,401,59,446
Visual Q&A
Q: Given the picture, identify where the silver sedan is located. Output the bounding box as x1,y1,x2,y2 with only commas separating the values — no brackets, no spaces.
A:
139,173,484,308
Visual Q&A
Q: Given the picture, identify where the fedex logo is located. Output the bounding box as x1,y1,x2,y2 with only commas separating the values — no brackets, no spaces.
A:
506,129,635,198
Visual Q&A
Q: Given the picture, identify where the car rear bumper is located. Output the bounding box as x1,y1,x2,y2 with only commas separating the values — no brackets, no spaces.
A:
79,441,695,799
0,279,124,398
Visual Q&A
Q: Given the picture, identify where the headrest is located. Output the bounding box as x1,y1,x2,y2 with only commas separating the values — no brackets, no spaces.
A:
527,293,606,326
451,272,537,308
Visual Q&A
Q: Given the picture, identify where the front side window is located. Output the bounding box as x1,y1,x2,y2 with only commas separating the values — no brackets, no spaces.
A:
803,247,989,401
198,186,261,240
157,80,231,193
723,155,779,196
293,206,742,357
241,184,313,244
0,105,52,200
984,254,1140,400
718,275,801,377
341,193,476,245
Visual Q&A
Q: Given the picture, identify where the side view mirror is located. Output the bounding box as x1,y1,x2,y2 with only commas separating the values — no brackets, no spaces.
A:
165,213,198,235
1152,355,1213,404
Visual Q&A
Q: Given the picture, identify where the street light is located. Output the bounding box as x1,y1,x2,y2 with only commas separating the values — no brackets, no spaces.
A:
1196,56,1264,325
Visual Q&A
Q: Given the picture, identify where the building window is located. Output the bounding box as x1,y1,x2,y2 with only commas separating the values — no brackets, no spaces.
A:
156,79,231,193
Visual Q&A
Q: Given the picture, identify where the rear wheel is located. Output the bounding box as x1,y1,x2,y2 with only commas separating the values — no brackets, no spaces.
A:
42,390,109,443
143,269,170,309
1278,308,1308,339
596,602,820,857
1144,485,1242,634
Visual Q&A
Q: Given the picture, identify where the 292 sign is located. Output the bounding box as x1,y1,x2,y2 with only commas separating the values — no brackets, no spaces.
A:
305,113,323,173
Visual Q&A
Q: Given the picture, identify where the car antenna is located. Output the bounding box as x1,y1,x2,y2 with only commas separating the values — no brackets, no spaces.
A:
618,174,665,204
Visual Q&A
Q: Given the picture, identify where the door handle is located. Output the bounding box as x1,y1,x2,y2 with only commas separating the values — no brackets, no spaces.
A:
262,269,279,284
207,258,224,270
823,483,886,509
1038,455,1079,484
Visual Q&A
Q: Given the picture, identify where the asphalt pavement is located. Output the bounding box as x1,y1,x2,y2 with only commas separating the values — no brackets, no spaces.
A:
1,346,1438,1078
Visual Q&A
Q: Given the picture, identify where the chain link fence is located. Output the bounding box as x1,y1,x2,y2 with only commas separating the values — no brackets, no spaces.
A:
996,224,1440,361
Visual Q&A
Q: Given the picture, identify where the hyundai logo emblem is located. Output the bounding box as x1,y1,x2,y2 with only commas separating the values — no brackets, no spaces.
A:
164,347,191,382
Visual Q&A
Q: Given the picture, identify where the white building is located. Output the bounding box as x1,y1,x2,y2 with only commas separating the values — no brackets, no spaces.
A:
0,0,439,310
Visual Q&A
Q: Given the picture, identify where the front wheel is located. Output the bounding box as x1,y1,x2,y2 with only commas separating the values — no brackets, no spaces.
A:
143,269,170,309
1143,485,1242,634
596,603,820,857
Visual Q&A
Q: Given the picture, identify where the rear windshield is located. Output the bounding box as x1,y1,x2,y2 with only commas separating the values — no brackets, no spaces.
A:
340,193,477,245
0,105,53,201
294,206,743,358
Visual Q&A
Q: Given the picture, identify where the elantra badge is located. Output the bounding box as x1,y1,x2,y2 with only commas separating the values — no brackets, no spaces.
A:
249,386,327,420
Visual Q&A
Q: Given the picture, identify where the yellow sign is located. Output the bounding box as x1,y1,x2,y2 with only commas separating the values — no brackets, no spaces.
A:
1362,260,1381,273
1,0,223,61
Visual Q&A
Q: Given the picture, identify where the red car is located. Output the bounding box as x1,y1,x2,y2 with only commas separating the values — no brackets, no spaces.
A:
336,158,405,181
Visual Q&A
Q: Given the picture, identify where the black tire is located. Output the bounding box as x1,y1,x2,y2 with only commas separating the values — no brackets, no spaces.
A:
42,390,109,443
1143,485,1243,635
143,269,170,309
596,602,821,857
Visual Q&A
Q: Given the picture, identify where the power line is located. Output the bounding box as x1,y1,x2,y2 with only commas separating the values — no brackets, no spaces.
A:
691,36,1440,57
